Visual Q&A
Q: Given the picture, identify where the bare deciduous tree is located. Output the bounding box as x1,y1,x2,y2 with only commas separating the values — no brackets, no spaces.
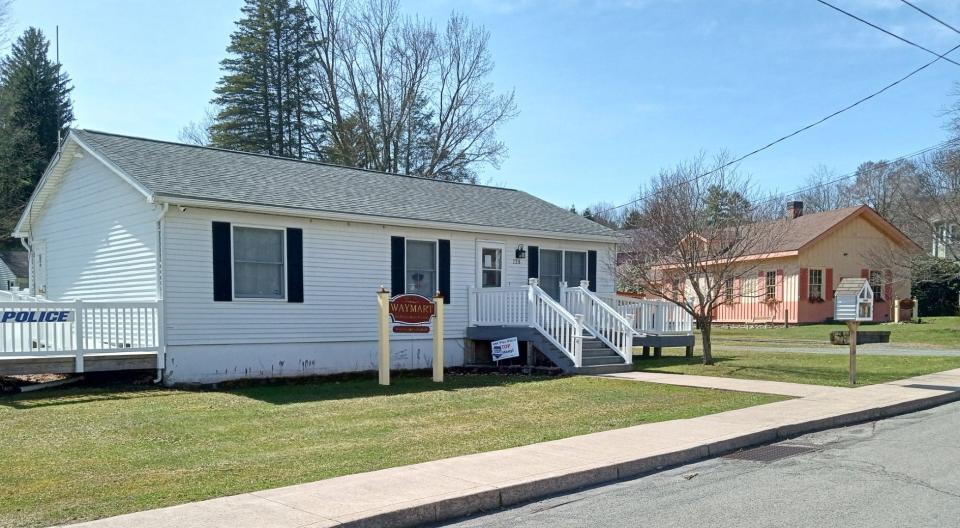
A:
796,165,853,213
303,0,517,182
618,154,787,364
178,108,216,146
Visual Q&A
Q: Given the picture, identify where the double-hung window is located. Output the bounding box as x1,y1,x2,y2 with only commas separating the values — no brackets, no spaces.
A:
869,270,883,300
764,271,777,300
724,277,735,302
808,269,823,300
233,226,285,299
406,240,437,298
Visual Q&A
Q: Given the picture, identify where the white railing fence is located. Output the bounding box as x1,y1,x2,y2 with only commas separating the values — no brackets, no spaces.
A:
0,300,162,372
468,280,583,367
0,288,43,302
561,281,634,363
468,286,530,327
596,294,693,335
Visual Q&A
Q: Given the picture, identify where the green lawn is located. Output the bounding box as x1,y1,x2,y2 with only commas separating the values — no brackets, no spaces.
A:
710,316,960,347
635,348,960,387
0,374,785,528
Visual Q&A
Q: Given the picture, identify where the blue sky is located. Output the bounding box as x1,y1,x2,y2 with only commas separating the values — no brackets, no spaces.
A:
7,0,960,211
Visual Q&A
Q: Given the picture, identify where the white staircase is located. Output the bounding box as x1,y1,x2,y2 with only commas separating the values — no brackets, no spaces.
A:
468,279,637,371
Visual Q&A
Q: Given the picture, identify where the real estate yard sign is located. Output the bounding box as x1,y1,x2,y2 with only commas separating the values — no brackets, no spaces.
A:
491,337,520,362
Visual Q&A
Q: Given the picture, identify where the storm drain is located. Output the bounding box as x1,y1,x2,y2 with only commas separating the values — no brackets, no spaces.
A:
723,443,817,462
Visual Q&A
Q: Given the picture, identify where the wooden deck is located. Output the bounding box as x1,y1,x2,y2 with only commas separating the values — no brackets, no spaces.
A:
0,352,158,376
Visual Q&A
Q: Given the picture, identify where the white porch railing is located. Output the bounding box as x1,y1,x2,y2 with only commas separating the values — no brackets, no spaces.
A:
561,281,634,364
0,300,163,372
468,286,530,326
597,294,693,335
468,280,583,367
0,288,43,302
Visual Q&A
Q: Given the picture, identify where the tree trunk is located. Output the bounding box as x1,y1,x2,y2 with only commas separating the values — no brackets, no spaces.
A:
700,318,714,365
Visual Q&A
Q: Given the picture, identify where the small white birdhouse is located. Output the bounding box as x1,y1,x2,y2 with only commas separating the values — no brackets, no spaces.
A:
834,277,873,322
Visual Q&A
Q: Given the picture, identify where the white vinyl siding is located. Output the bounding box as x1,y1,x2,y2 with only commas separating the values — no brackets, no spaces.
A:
27,154,158,301
161,207,616,346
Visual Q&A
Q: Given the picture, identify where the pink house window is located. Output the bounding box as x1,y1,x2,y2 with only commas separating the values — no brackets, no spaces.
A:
809,269,823,300
764,271,776,300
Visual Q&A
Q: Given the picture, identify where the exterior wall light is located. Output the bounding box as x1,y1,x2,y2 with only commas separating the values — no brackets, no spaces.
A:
515,244,526,259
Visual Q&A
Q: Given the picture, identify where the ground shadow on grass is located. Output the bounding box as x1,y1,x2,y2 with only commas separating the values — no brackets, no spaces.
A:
227,371,556,405
0,387,177,410
633,355,735,369
0,371,561,409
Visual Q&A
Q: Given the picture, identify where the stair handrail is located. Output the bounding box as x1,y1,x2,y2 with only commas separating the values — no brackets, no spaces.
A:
527,278,583,367
562,282,635,364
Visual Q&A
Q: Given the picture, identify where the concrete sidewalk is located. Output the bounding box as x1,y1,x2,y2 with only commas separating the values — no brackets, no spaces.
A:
67,369,960,528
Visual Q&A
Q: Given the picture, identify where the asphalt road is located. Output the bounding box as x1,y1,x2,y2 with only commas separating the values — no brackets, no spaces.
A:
442,401,960,528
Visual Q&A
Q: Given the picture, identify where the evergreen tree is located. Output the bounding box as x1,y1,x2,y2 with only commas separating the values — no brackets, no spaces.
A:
0,27,73,244
704,185,751,226
211,0,321,158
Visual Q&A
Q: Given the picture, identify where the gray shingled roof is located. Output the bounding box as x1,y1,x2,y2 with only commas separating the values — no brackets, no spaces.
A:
73,130,616,239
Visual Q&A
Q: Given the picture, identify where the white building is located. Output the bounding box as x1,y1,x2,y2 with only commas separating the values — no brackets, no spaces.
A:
10,130,673,384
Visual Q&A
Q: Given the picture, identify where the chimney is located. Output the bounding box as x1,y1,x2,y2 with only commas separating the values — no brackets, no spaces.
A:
787,200,804,219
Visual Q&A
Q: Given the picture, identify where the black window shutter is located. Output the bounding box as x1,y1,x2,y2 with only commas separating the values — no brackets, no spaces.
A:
527,246,539,280
587,250,598,292
390,236,405,295
212,222,232,301
438,239,451,304
286,228,304,303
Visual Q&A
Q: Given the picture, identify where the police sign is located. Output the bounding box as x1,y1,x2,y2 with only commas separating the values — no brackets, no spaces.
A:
1,310,73,323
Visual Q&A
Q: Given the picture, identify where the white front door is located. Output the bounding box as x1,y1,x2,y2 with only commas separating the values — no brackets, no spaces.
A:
32,240,47,297
476,242,504,288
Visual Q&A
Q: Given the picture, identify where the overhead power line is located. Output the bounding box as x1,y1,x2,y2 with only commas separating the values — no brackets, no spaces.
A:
815,0,960,67
595,40,960,216
898,0,960,35
765,138,958,207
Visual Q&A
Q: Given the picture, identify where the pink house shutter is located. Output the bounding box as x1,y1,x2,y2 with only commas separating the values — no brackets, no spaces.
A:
758,270,764,299
734,277,741,303
825,268,834,301
860,268,869,279
884,270,893,301
775,269,784,301
798,267,808,301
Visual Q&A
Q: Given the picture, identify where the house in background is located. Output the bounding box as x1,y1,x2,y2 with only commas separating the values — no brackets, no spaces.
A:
710,202,922,324
9,129,664,384
0,250,28,291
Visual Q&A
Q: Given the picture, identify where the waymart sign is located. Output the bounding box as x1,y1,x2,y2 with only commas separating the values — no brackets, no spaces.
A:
1,310,73,323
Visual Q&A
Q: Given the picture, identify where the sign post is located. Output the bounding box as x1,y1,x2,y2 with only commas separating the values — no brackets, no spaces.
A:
378,289,445,385
433,291,444,382
377,287,390,386
847,320,858,386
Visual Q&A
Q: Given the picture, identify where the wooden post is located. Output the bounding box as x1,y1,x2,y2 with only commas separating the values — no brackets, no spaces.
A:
433,291,444,383
893,298,900,323
74,299,85,373
783,308,788,329
377,287,390,386
848,320,858,385
912,297,919,322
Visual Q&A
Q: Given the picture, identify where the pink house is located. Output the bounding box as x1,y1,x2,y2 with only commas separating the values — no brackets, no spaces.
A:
711,203,922,324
